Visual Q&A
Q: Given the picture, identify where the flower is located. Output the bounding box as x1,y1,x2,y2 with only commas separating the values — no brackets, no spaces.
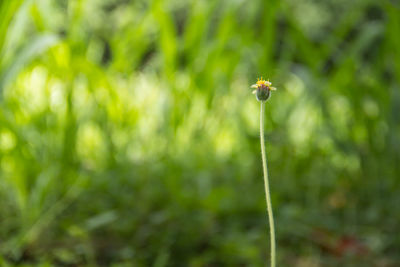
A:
250,77,276,101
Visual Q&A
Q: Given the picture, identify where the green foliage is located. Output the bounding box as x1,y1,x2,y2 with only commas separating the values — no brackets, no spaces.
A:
0,0,400,266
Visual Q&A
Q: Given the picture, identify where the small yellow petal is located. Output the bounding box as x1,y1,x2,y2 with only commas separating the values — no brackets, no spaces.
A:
251,84,258,88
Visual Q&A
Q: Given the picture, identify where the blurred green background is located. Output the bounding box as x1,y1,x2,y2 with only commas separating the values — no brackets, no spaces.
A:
0,0,399,266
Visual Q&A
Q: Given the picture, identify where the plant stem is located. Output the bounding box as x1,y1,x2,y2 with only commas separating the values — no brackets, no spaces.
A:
260,101,276,267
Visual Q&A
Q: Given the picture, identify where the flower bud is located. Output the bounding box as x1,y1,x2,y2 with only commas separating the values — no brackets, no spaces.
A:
250,77,277,102
256,85,271,101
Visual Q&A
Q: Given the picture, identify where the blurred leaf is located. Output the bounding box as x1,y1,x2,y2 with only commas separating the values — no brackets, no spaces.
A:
0,34,59,91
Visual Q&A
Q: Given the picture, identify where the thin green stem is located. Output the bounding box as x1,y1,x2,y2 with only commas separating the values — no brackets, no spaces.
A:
260,101,276,267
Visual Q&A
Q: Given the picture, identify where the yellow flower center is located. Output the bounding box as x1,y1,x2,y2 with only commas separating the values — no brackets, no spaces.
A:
256,77,266,86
